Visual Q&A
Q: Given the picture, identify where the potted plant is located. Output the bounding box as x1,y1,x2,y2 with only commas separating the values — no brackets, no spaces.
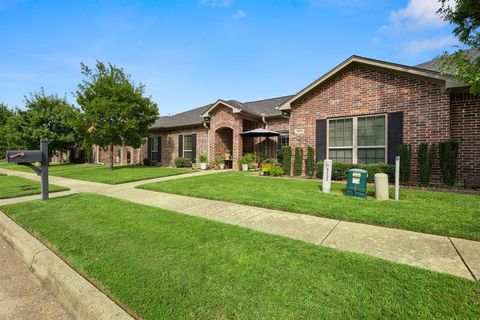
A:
199,153,208,170
239,154,252,172
217,156,226,169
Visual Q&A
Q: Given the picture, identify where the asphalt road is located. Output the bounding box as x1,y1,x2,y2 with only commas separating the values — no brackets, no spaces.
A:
0,236,72,320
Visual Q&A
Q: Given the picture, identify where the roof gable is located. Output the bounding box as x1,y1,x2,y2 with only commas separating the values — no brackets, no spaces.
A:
279,55,464,111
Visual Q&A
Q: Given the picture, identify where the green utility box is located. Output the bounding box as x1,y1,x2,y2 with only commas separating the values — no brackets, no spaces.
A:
345,168,368,198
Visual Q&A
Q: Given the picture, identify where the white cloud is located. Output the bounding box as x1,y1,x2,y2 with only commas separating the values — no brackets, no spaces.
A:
232,9,246,19
382,0,454,32
403,35,458,53
200,0,233,8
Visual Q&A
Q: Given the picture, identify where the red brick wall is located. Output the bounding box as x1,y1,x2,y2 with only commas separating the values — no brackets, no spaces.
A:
92,145,146,165
289,65,451,179
150,126,209,167
450,93,480,185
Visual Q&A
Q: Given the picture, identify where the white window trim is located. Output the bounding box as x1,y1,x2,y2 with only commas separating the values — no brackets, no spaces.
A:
327,114,387,164
183,134,193,159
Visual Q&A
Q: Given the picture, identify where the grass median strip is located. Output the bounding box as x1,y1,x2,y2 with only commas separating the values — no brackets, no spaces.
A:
1,193,479,319
0,162,191,184
137,172,480,241
0,175,69,199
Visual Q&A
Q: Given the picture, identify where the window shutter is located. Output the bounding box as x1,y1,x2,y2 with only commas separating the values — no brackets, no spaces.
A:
387,112,403,164
178,135,183,157
157,137,161,162
316,119,327,161
147,137,152,161
191,134,197,163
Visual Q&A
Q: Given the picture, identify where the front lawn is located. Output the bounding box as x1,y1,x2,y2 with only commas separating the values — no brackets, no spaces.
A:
0,175,69,199
1,193,479,319
138,172,480,241
0,162,191,184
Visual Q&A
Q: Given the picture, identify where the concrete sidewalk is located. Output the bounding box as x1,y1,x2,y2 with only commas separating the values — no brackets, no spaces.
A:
1,167,479,280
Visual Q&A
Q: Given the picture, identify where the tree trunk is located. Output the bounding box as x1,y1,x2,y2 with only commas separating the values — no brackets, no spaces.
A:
109,144,114,170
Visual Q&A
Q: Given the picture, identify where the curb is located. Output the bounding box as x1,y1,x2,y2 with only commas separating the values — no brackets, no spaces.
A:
0,210,134,320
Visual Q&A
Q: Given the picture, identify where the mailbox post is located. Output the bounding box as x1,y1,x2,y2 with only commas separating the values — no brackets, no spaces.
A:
6,139,49,200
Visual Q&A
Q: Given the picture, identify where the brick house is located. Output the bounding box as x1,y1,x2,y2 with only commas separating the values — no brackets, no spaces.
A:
103,54,480,184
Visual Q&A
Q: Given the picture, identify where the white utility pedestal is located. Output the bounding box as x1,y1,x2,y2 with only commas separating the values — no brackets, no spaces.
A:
374,173,389,201
322,159,332,193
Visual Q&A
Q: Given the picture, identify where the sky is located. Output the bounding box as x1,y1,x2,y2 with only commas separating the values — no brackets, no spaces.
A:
0,0,460,116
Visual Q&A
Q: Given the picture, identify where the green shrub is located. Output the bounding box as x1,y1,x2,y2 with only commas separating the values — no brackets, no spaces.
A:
397,144,411,184
270,166,285,176
281,145,291,176
418,143,437,186
315,161,395,182
143,158,151,166
306,147,315,178
263,165,284,176
174,157,191,168
294,147,303,176
199,153,208,163
439,139,459,186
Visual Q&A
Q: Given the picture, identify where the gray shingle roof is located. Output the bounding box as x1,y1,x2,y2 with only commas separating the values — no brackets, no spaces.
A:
151,95,293,129
415,49,480,72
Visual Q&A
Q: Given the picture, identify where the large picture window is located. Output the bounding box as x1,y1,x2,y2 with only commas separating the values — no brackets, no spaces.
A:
328,114,386,164
183,135,193,161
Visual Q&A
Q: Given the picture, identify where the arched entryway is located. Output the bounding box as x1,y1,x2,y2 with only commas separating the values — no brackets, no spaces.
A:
215,127,233,167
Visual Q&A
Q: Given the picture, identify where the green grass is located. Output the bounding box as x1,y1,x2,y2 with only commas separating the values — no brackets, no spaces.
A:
1,193,478,319
138,172,480,241
0,162,191,184
0,175,69,199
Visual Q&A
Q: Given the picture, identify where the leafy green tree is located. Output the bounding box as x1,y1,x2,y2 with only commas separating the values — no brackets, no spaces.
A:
438,0,480,93
0,103,14,159
25,90,81,155
76,61,159,169
3,91,82,158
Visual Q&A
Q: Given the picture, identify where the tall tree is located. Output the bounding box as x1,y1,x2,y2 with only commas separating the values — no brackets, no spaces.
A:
438,0,480,93
3,90,82,158
0,103,14,159
76,61,159,169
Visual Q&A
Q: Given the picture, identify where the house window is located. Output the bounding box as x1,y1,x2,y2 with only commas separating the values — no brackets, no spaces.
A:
151,137,159,161
277,131,289,149
328,114,386,164
183,135,193,161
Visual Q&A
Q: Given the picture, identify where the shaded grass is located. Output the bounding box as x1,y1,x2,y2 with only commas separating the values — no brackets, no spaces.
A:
138,172,480,241
0,175,69,199
1,193,479,319
0,162,191,184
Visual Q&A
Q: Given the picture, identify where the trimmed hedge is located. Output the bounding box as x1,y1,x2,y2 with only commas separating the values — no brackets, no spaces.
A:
316,161,395,183
174,157,192,168
294,147,303,176
306,147,315,178
418,143,436,186
439,139,459,186
397,144,411,183
281,145,291,176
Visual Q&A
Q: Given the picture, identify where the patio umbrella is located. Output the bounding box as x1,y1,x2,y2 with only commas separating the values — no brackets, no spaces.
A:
240,128,280,159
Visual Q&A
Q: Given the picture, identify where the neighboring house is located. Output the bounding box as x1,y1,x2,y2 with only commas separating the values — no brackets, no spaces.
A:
117,54,480,184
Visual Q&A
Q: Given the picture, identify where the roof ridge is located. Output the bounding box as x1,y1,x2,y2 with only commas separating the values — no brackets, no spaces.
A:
242,94,294,104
